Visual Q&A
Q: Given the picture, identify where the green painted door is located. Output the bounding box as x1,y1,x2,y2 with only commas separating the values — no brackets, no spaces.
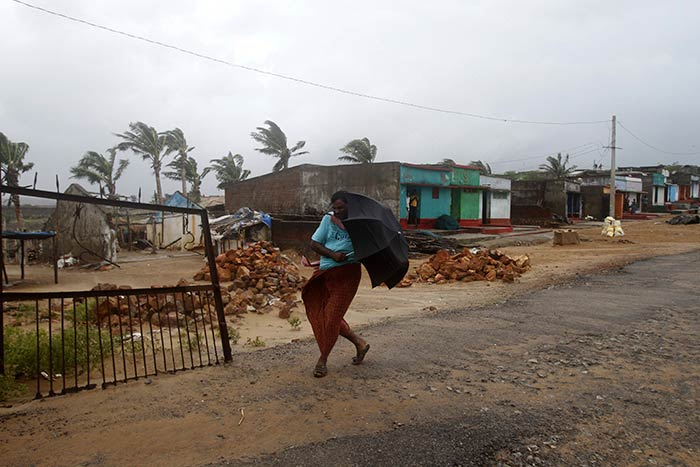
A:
450,188,461,220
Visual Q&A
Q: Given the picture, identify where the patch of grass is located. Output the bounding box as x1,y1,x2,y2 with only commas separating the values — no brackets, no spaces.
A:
288,316,302,330
3,324,113,379
0,374,25,402
245,336,266,348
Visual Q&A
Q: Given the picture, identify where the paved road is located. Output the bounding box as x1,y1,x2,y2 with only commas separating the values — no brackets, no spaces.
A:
212,252,700,467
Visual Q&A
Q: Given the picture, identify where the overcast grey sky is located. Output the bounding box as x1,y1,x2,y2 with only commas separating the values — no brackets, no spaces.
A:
1,0,698,199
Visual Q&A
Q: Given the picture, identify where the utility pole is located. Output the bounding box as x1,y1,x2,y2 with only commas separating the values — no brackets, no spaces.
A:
609,115,617,217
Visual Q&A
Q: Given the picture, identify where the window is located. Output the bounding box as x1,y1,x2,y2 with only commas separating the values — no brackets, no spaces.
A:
432,187,440,199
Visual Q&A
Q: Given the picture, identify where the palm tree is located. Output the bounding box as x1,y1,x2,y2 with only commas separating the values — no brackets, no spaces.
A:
539,153,578,178
439,158,457,166
115,122,171,204
208,152,251,189
163,128,194,198
164,156,209,202
338,137,377,164
0,132,34,229
469,160,492,175
70,148,129,198
251,120,308,172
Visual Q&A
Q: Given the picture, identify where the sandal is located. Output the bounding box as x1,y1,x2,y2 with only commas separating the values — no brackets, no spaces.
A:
352,344,370,365
313,362,327,378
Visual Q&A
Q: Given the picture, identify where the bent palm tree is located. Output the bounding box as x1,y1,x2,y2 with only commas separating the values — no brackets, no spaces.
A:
164,128,195,197
251,120,308,172
469,160,492,175
70,148,129,198
338,137,377,164
115,122,171,204
208,152,250,189
0,132,34,229
539,153,578,178
164,156,209,203
439,158,457,166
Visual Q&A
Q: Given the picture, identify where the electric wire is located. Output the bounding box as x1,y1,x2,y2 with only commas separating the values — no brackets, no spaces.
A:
617,120,700,156
10,0,610,126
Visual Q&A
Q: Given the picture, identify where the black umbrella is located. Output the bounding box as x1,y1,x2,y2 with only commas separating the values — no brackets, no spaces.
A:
341,192,409,289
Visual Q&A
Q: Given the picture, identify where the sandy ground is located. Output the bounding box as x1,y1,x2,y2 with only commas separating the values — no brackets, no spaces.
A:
4,216,698,353
0,237,698,466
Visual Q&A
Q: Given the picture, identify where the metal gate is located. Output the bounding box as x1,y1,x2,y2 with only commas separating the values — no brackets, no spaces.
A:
0,186,232,398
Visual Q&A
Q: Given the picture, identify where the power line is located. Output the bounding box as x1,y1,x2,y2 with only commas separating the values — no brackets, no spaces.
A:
617,120,700,156
492,142,602,165
10,0,610,126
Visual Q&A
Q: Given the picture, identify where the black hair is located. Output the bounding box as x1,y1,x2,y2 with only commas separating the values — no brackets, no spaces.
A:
330,191,348,203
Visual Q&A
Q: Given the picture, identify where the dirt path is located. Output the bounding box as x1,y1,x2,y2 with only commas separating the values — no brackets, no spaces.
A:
1,245,699,465
0,252,698,466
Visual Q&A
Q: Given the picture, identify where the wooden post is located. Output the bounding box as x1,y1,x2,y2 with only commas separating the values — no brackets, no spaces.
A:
53,234,58,284
20,239,25,280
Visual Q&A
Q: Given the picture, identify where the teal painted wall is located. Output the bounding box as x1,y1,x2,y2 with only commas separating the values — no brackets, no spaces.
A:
400,185,451,219
400,166,450,186
450,167,480,186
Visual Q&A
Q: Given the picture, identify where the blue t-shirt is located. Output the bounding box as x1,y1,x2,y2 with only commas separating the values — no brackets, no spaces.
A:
311,214,356,270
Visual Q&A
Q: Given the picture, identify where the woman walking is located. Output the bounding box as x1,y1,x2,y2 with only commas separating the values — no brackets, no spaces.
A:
302,191,370,377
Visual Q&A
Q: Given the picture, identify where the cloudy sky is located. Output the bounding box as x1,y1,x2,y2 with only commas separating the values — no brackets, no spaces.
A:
1,0,698,199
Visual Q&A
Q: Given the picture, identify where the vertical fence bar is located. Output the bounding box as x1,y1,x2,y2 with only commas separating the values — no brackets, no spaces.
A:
116,296,128,382
155,293,175,372
48,298,54,396
106,296,117,386
125,296,138,379
200,212,232,362
96,296,106,389
73,299,78,389
192,292,210,366
172,293,186,370
85,296,93,388
203,291,220,364
35,299,41,399
134,295,150,377
60,298,66,394
180,292,195,370
142,295,158,375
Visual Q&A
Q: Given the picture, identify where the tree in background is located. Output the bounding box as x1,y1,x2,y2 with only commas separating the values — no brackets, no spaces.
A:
208,152,250,190
469,160,492,175
70,148,129,199
539,153,577,178
0,132,34,229
251,120,308,172
163,128,195,197
115,122,171,204
338,137,377,164
164,156,209,203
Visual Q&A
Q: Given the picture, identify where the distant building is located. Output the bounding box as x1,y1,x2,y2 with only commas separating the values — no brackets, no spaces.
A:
224,162,512,234
576,170,643,219
510,179,582,225
146,191,203,249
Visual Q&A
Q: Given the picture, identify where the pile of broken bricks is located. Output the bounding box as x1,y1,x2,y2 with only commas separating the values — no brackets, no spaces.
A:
398,248,531,287
194,241,306,319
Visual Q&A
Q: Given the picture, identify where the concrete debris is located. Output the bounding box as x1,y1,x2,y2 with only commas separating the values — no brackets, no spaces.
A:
194,241,305,318
397,248,531,287
666,214,700,225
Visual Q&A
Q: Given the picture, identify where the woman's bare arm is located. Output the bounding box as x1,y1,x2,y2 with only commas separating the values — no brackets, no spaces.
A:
310,240,346,263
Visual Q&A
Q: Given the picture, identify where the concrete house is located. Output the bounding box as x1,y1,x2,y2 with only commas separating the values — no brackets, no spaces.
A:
510,179,582,225
147,191,203,249
578,171,644,219
224,162,512,233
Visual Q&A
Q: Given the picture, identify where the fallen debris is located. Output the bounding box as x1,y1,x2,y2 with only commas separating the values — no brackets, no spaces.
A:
667,214,700,225
601,217,624,237
403,231,459,255
398,248,531,286
193,241,305,318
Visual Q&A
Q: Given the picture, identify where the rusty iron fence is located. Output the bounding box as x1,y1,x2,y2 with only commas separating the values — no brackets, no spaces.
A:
1,185,232,398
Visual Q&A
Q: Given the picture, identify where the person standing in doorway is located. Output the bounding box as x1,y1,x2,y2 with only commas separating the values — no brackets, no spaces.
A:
408,193,419,226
